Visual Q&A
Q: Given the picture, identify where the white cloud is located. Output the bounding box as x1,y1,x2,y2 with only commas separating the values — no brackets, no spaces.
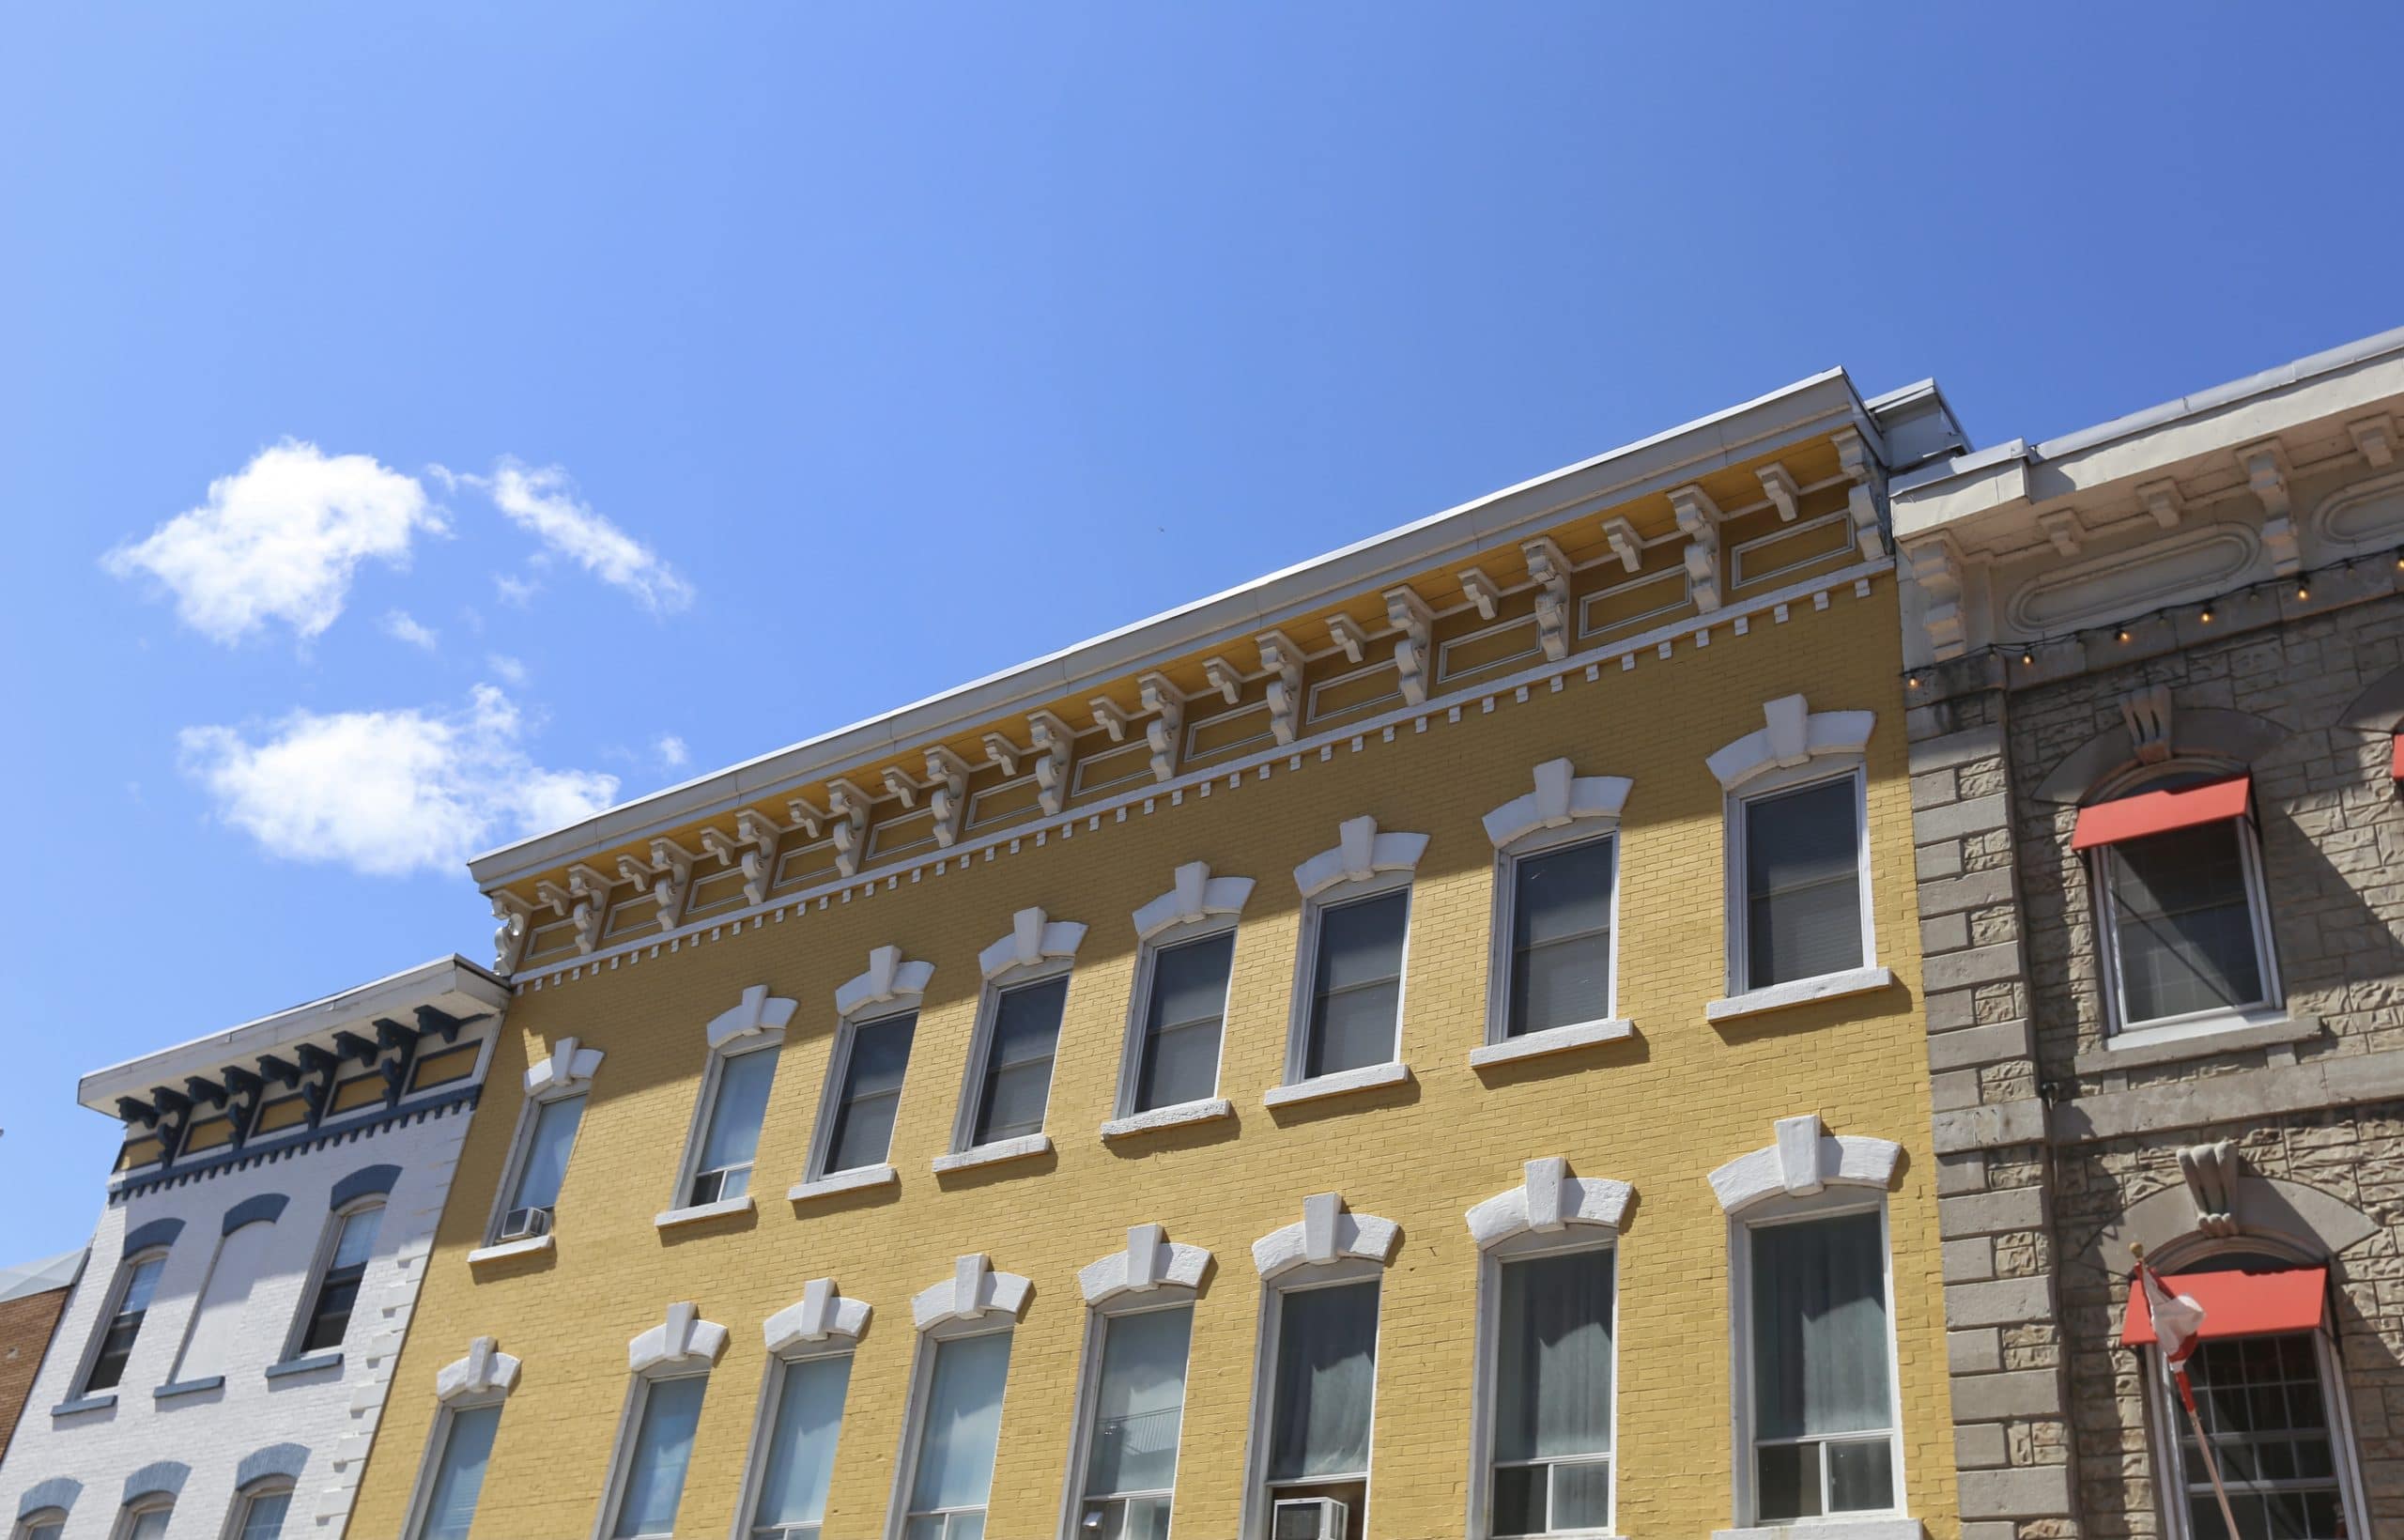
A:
654,733,690,770
480,460,692,613
492,573,539,608
103,440,443,644
179,684,619,877
486,653,530,685
381,609,439,651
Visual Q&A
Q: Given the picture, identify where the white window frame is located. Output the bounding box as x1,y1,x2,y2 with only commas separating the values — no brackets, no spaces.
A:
1240,1258,1385,1540
1112,916,1240,1121
75,1247,171,1398
1468,1229,1620,1540
1725,1191,1906,1531
1722,760,1878,999
402,1394,508,1540
887,1317,1017,1540
668,1036,784,1217
221,1477,296,1540
482,1080,592,1249
2136,1238,2371,1540
731,1336,856,1540
112,1497,175,1540
800,1006,918,1188
1484,823,1625,1053
13,1510,68,1540
1057,1286,1199,1540
948,957,1073,1163
2088,762,2283,1044
1282,870,1416,1089
283,1196,385,1363
595,1363,715,1540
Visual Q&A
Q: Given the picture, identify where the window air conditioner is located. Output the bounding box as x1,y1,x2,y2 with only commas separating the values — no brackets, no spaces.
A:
497,1206,553,1241
1271,1496,1348,1540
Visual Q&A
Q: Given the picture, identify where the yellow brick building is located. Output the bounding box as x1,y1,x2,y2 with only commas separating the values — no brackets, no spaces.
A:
349,372,1968,1540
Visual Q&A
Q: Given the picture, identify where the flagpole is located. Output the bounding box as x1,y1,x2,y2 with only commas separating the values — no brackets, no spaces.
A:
2134,1243,2243,1539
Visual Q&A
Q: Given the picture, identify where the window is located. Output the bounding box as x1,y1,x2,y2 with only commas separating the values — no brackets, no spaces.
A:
901,1329,1012,1540
116,1502,172,1540
1496,834,1617,1040
1293,887,1410,1081
230,1481,294,1540
2087,772,2278,1034
494,1090,586,1240
1736,1205,1900,1525
605,1372,709,1538
294,1203,383,1356
745,1351,854,1540
819,1011,917,1177
1484,1245,1615,1537
172,1220,277,1385
1733,771,1868,992
412,1402,503,1540
686,1043,780,1206
1261,1278,1380,1533
964,976,1067,1148
83,1253,167,1394
1074,1302,1193,1540
17,1511,66,1540
1129,929,1234,1115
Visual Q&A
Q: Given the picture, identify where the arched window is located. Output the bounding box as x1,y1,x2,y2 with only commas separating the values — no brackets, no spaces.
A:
12,1510,67,1540
286,1199,382,1361
79,1247,171,1396
113,1496,173,1540
226,1477,295,1540
665,986,795,1220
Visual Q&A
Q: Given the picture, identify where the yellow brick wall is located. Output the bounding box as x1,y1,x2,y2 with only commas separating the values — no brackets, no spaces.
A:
351,578,1956,1540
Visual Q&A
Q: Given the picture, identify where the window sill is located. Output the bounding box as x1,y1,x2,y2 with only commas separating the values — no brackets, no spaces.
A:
468,1234,554,1266
2073,1010,2319,1073
264,1350,342,1382
1264,1060,1413,1108
933,1133,1052,1174
50,1393,116,1418
1470,1017,1634,1069
787,1163,898,1203
1101,1098,1232,1141
152,1376,223,1401
1713,1518,1923,1540
1705,966,1894,1024
654,1195,756,1231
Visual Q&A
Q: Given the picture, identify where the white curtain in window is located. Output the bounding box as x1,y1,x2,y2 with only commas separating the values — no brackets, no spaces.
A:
1749,1212,1891,1440
751,1354,854,1531
177,1219,279,1381
1494,1248,1613,1461
911,1332,1013,1514
615,1375,707,1537
699,1047,779,1174
511,1094,587,1211
1085,1307,1193,1498
420,1404,501,1540
1269,1281,1380,1481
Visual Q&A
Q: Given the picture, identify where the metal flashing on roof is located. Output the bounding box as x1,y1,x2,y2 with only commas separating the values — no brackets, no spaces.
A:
0,1247,85,1305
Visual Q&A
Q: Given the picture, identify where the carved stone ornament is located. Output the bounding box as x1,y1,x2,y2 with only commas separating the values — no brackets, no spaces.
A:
1253,1192,1401,1279
628,1301,729,1374
978,906,1087,979
1832,425,1887,561
1256,630,1306,746
1707,1113,1902,1213
825,778,873,878
1482,759,1632,848
1293,815,1428,899
1133,861,1255,940
1671,484,1722,613
763,1278,871,1350
490,891,532,972
1139,672,1186,784
2240,439,2301,576
925,746,971,849
1522,536,1571,662
704,984,797,1051
1465,1158,1633,1248
525,1034,605,1098
1905,534,1967,662
911,1254,1033,1330
2179,1138,2242,1240
835,945,933,1017
1078,1224,1212,1304
2119,685,2176,766
1028,711,1074,816
435,1336,522,1404
1383,586,1434,705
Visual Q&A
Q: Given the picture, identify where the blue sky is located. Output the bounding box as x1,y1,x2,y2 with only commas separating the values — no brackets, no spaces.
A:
4,4,2399,1258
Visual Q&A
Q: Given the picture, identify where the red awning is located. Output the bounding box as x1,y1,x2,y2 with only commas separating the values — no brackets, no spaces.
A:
2391,732,2401,782
2121,1266,2328,1347
2073,775,2252,852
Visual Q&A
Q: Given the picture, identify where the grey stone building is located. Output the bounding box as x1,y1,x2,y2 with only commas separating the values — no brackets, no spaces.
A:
1892,326,2404,1540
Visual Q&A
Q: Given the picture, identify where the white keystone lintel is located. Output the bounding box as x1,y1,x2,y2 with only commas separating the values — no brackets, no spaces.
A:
704,984,798,1050
1079,1224,1214,1304
1253,1192,1401,1279
1468,1017,1633,1069
525,1035,604,1097
763,1278,871,1350
1705,965,1894,1023
834,946,933,1018
1100,1098,1233,1142
788,1163,899,1203
1465,1158,1634,1248
434,1336,521,1403
1263,1060,1412,1109
911,1254,1033,1330
978,908,1087,980
628,1301,730,1375
653,1195,756,1231
1482,760,1633,848
1708,1114,1903,1214
1133,862,1255,941
932,1133,1053,1174
1293,816,1429,898
1704,694,1875,790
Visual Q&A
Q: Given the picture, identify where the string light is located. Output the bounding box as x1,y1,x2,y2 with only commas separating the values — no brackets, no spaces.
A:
2297,582,2311,601
2199,604,2213,624
2020,649,2035,667
2117,627,2131,643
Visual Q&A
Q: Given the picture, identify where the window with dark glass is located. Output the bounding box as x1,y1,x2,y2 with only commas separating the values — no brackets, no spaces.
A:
2101,819,2270,1027
1740,776,1863,990
1133,932,1233,1113
498,1090,586,1235
1746,1209,1897,1523
688,1044,779,1206
1264,1280,1380,1531
1488,1248,1614,1536
1301,890,1409,1078
84,1254,166,1393
970,977,1067,1147
824,1012,916,1175
1504,838,1615,1038
297,1204,382,1355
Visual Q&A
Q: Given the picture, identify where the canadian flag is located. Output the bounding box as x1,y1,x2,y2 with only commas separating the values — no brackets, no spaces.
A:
2138,1259,2208,1375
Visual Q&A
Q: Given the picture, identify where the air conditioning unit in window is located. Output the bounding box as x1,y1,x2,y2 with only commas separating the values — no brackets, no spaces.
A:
1271,1496,1348,1540
496,1206,552,1241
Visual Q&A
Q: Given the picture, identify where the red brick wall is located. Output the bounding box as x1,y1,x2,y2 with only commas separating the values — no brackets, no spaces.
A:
0,1285,73,1464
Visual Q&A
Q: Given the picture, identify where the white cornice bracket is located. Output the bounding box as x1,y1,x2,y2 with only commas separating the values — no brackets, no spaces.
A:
2350,415,2396,469
785,794,827,840
1482,759,1632,848
1256,630,1305,747
1601,516,1642,575
925,746,971,849
489,891,532,973
2238,439,2300,575
979,906,1087,979
1832,425,1887,561
2135,478,2183,530
1202,656,1243,706
1326,611,1369,665
2036,508,2084,557
1757,462,1800,522
1457,566,1501,621
1904,534,1966,663
1521,537,1570,662
1139,672,1185,783
1671,485,1723,613
1087,698,1133,743
879,766,919,809
1028,711,1074,816
1383,587,1433,705
980,732,1023,776
825,778,873,878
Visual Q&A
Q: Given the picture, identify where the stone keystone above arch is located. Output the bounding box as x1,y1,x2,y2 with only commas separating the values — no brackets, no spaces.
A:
705,984,798,1050
525,1035,604,1097
628,1301,729,1374
1707,1114,1902,1214
1079,1224,1212,1304
911,1254,1032,1331
763,1278,871,1350
835,946,934,1018
1465,1158,1633,1248
1293,816,1428,898
979,907,1088,979
1133,862,1255,940
1704,694,1875,790
1482,761,1633,849
1253,1193,1401,1279
436,1336,522,1403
